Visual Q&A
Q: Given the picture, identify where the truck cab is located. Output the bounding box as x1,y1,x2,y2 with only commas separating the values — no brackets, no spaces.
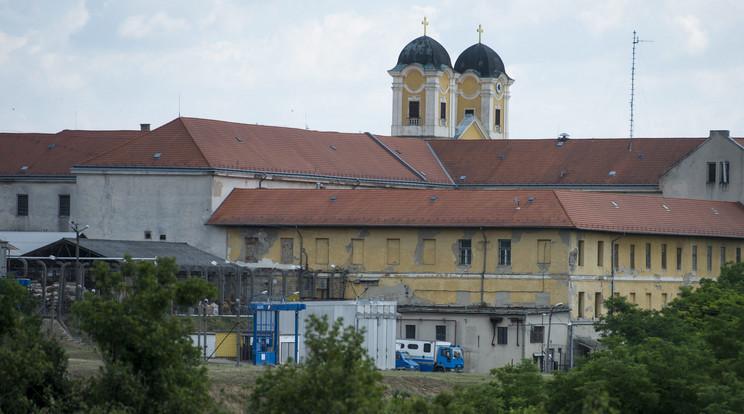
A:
395,350,420,371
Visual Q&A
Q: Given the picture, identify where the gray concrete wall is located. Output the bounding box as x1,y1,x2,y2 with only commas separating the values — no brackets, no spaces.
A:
660,130,744,202
397,310,570,374
0,181,77,232
75,171,227,257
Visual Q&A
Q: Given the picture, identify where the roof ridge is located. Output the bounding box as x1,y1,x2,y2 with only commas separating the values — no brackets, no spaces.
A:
365,132,427,181
178,118,212,167
552,190,578,228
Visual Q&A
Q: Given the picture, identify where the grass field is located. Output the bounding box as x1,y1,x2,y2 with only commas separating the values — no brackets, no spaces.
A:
63,340,492,413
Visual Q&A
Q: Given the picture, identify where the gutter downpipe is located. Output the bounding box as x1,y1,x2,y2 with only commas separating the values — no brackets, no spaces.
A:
610,233,626,305
480,228,488,305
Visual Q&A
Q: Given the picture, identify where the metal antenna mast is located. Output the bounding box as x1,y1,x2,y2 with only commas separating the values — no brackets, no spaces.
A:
629,30,652,151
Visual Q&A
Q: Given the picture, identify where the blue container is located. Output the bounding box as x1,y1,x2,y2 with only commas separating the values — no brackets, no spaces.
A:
16,279,31,286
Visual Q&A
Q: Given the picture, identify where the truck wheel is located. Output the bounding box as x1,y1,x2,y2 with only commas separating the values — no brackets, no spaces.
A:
434,366,444,373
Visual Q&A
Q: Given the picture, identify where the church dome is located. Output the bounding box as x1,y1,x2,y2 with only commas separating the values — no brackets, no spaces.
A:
454,43,508,79
392,36,452,72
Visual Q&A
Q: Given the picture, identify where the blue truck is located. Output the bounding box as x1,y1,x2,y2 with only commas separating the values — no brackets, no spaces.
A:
396,339,464,372
395,350,420,371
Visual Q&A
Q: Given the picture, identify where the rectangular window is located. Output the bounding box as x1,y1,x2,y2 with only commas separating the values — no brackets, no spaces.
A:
629,244,635,269
459,239,472,265
387,239,400,265
498,239,512,265
721,161,730,184
707,162,717,183
58,194,70,217
661,244,667,270
497,326,508,345
17,194,28,216
436,325,446,342
707,246,712,271
530,326,544,343
613,243,619,269
578,292,585,318
738,247,741,263
316,238,329,265
280,238,294,264
662,293,668,307
692,246,698,271
597,241,604,266
352,239,364,265
677,247,682,270
422,239,436,265
408,100,420,121
594,293,603,318
465,108,475,116
646,293,652,309
244,237,258,263
629,292,636,304
578,240,585,266
440,102,446,120
405,325,416,339
537,239,551,264
721,247,726,267
645,243,651,269
495,108,501,127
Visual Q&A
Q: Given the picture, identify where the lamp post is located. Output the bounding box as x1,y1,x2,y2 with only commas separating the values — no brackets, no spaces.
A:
70,220,88,301
545,302,564,374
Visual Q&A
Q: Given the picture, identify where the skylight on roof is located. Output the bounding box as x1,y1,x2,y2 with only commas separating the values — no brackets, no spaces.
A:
662,204,670,212
153,153,162,159
47,144,55,149
330,145,337,151
459,175,466,180
330,196,338,201
711,207,719,215
235,136,243,142
498,154,505,159
430,196,438,201
608,171,616,176
20,166,28,172
637,152,644,158
611,201,619,208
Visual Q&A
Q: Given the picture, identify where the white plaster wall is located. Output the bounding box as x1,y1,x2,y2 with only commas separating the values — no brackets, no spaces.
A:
660,131,744,202
0,181,77,232
75,171,227,257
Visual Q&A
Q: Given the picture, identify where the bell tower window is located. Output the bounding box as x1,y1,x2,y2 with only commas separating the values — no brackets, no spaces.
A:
464,109,475,116
440,101,447,125
408,100,420,125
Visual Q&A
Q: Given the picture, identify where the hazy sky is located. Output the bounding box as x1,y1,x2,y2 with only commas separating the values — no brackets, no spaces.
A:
2,0,743,139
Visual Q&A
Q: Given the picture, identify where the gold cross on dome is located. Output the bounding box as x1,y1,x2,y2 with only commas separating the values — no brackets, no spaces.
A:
422,17,429,36
477,24,483,43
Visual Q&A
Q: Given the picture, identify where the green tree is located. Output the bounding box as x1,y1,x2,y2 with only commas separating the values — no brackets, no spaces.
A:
0,278,75,412
72,256,219,413
249,314,385,414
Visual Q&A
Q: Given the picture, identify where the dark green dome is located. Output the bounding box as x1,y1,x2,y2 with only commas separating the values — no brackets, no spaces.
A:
392,36,452,72
455,43,508,79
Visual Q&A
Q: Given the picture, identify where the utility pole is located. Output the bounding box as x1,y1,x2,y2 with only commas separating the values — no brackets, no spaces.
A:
69,221,88,301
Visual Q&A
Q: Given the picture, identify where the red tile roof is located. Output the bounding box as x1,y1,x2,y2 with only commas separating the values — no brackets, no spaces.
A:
555,191,744,238
208,188,744,238
82,118,452,184
0,130,142,176
427,138,705,186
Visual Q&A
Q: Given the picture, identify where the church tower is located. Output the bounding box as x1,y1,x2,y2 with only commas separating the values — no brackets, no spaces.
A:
388,18,457,138
390,22,513,139
454,25,514,139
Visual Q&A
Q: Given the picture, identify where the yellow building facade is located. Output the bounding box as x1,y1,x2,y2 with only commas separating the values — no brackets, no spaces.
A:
225,225,743,319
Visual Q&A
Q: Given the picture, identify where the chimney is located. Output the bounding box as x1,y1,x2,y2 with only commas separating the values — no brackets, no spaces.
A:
140,123,151,132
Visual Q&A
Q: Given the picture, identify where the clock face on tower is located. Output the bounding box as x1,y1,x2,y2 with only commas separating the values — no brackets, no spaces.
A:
495,80,503,96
